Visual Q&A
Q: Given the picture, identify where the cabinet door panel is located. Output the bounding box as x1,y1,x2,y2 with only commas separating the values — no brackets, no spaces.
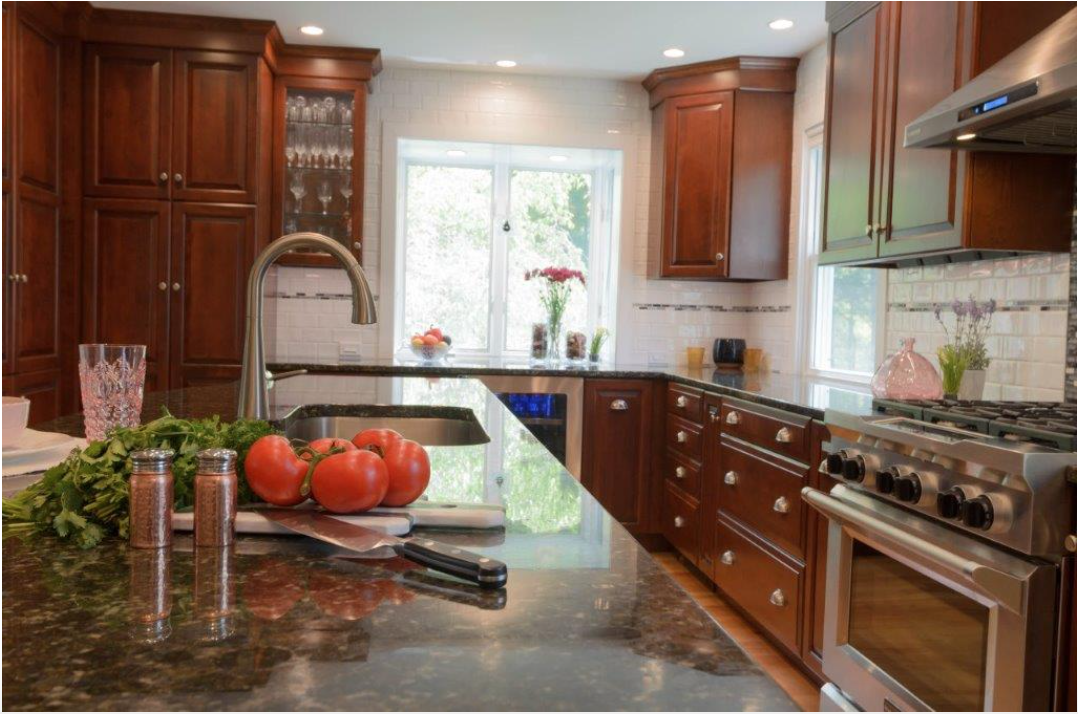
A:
84,45,171,199
3,368,61,426
660,91,732,278
15,13,59,194
13,187,60,373
581,380,654,530
173,51,257,203
83,199,171,393
880,1,963,256
170,203,253,388
821,4,885,262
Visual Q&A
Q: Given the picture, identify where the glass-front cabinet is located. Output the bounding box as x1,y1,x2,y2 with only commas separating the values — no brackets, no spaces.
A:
273,78,366,266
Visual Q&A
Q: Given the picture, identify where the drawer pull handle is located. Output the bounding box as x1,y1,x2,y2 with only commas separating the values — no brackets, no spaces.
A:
675,395,688,408
723,470,738,486
720,550,735,566
773,496,790,514
610,399,629,411
725,411,741,425
676,430,688,443
675,466,687,479
775,426,793,443
769,589,787,607
673,516,686,528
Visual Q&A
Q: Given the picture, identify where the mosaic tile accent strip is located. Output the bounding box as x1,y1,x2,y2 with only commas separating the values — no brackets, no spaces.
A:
1065,231,1076,404
269,292,380,302
634,303,791,314
887,299,1071,313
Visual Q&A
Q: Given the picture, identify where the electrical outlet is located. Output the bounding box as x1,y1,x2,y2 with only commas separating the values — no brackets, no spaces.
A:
338,343,363,362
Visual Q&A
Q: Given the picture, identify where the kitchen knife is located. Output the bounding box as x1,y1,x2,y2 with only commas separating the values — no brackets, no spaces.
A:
259,509,508,590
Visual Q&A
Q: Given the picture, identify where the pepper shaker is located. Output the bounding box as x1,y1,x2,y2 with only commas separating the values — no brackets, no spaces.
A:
129,449,175,549
194,448,238,547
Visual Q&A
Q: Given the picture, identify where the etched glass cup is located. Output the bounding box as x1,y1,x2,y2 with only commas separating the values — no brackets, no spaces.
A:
78,344,147,441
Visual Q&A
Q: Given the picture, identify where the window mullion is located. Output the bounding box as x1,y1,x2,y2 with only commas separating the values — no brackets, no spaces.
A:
489,153,511,357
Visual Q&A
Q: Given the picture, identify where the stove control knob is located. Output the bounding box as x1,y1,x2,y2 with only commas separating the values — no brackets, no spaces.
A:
936,487,967,519
875,468,897,495
894,474,922,503
842,456,868,483
825,452,846,476
959,495,994,530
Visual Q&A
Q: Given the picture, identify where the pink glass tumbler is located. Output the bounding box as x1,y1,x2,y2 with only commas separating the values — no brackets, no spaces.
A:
78,344,147,441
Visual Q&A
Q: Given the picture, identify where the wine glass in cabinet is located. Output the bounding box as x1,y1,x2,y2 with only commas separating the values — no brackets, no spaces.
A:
272,77,366,267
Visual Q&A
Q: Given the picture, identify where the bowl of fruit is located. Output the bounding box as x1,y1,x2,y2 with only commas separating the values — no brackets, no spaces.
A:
409,326,452,363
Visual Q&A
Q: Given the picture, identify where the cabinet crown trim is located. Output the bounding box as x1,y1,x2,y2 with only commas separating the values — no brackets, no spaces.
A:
643,55,799,104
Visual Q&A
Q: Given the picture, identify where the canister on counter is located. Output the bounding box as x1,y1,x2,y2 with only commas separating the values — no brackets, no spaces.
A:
194,448,238,547
129,448,175,549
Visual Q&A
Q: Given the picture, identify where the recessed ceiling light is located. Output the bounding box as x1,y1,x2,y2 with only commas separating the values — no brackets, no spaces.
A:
956,133,977,141
549,155,569,162
446,149,467,157
495,60,517,68
768,19,794,30
663,48,685,59
299,25,324,36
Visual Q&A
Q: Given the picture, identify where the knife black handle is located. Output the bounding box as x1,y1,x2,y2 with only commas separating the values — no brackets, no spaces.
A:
397,537,507,590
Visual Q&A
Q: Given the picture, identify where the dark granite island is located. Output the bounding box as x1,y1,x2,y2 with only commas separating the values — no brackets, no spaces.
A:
3,374,798,711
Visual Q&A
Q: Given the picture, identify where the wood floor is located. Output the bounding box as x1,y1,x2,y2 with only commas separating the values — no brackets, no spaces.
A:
653,552,819,711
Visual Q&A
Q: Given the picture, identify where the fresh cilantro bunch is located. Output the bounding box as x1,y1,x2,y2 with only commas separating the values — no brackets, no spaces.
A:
2,409,275,548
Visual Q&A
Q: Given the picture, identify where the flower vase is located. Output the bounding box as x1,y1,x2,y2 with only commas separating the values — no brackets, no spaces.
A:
958,369,986,400
546,319,563,364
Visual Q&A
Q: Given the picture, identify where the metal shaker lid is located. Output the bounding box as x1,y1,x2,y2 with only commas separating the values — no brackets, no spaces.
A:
196,448,238,474
130,448,175,472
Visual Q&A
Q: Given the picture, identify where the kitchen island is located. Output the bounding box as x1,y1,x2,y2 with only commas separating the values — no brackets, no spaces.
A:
2,374,798,711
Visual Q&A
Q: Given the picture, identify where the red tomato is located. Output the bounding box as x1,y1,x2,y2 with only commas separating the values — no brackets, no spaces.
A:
308,570,388,620
242,559,305,621
310,450,389,513
351,428,403,458
381,438,431,507
307,437,357,457
244,435,310,506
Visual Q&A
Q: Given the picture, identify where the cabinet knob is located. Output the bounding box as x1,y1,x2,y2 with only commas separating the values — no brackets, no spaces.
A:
773,496,791,514
673,515,686,528
714,252,725,262
864,224,873,236
876,223,890,235
676,430,687,443
675,466,687,479
610,399,629,411
159,172,169,182
675,395,687,408
724,470,738,486
769,588,787,607
173,173,183,183
171,282,181,292
158,282,168,291
720,550,735,566
775,426,793,443
7,274,16,282
709,410,720,423
18,274,27,283
353,241,362,251
724,411,741,426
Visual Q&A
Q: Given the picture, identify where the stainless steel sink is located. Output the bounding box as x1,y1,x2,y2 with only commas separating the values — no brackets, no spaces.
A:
282,408,489,447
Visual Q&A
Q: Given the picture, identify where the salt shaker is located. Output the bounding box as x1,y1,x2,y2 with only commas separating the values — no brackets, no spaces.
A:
194,448,238,547
129,448,175,549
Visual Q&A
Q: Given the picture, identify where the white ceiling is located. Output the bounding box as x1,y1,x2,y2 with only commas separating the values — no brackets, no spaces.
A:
94,1,827,80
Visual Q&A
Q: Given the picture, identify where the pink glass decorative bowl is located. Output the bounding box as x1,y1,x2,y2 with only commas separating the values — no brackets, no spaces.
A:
870,338,943,400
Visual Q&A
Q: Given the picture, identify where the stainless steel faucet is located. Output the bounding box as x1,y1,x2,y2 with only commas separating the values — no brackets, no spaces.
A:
238,232,377,420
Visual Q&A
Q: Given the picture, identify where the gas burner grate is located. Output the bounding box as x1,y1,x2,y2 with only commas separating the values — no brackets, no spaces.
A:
872,398,1077,449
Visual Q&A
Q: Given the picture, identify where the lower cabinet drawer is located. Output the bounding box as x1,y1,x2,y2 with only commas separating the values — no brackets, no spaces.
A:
712,514,802,653
717,439,805,558
666,415,703,462
665,449,701,500
663,482,699,563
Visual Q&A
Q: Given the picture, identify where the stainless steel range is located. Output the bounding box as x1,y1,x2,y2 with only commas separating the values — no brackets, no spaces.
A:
804,404,1076,712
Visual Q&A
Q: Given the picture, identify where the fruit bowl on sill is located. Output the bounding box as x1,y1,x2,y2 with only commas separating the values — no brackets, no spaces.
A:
409,341,451,364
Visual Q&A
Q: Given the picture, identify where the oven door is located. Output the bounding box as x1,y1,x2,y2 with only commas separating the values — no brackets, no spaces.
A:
803,484,1058,712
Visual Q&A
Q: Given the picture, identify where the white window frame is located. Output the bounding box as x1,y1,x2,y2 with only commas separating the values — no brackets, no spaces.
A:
797,124,887,384
390,138,620,360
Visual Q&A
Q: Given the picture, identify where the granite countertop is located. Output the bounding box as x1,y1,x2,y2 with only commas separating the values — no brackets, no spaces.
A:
268,356,876,419
3,375,798,711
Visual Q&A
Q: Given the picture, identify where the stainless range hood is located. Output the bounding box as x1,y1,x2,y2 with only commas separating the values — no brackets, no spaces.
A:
904,8,1076,154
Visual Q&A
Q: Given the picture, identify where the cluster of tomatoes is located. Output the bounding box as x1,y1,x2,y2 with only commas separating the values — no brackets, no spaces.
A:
244,428,431,513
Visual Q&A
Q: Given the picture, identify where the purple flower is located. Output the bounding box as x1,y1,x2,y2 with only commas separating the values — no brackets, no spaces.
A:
986,298,997,315
951,298,966,317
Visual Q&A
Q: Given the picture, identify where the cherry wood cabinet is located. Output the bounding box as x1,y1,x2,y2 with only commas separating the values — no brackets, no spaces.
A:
643,57,797,281
581,380,657,534
821,1,1074,266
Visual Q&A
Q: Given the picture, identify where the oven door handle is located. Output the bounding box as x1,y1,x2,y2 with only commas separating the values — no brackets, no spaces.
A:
802,487,1025,614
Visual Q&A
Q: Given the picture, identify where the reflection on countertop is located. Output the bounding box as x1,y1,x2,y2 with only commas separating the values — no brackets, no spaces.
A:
5,375,796,711
268,355,876,418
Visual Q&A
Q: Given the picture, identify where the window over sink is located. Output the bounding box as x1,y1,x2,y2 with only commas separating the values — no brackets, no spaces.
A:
392,139,622,359
798,126,886,381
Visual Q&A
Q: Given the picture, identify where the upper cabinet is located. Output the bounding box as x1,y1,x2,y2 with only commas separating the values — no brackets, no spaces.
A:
643,57,798,281
821,1,1075,267
84,45,258,203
